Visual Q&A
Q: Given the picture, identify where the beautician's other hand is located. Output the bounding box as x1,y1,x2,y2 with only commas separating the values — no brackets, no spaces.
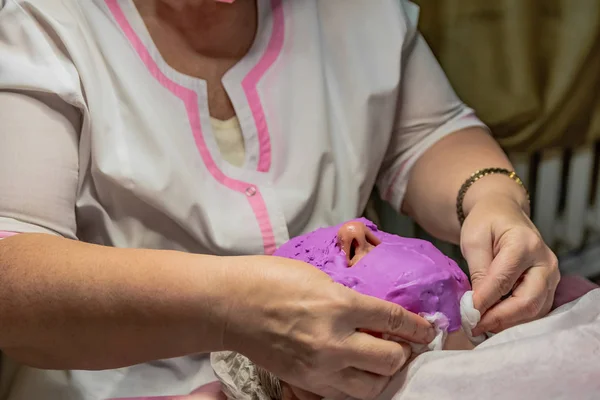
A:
461,195,560,336
221,256,434,400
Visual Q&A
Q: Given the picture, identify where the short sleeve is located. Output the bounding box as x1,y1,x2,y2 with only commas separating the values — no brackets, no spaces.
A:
0,0,85,106
0,0,84,239
376,0,489,212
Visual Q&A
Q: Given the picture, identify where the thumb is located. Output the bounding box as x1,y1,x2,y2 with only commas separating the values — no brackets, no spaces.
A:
461,230,494,313
351,292,436,344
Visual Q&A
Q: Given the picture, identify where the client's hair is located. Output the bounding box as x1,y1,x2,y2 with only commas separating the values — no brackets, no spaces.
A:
256,364,283,400
211,351,282,400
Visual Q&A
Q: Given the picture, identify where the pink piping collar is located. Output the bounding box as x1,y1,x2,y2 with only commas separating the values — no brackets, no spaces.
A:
105,0,284,254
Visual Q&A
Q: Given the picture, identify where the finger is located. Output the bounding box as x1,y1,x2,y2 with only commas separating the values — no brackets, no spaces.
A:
330,367,390,400
351,295,435,344
342,331,412,376
473,266,549,335
541,285,555,316
470,243,529,314
460,219,494,308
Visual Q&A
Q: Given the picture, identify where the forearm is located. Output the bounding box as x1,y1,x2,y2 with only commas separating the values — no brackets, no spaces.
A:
0,233,239,370
402,127,530,244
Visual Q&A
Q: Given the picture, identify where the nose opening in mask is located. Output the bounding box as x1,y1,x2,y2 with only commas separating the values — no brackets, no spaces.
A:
336,221,381,267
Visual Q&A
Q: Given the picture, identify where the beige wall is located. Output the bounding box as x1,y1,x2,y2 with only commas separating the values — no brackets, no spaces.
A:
413,0,600,153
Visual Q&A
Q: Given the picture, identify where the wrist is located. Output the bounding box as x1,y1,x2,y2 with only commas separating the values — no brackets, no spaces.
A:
214,255,268,353
179,253,249,353
461,173,530,220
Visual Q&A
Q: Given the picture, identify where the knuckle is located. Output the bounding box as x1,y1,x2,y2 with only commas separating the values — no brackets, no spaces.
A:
541,295,554,316
495,272,514,296
504,226,539,256
548,256,561,285
522,296,543,317
481,310,509,333
330,288,355,313
386,305,408,332
547,251,559,272
524,231,542,253
380,349,399,377
460,230,485,255
489,313,507,333
469,269,487,285
550,271,561,290
383,345,407,376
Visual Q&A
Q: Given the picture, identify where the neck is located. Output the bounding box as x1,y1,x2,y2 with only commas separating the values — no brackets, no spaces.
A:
133,0,257,59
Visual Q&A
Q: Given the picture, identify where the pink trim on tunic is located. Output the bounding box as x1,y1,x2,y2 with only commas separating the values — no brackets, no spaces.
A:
105,0,285,254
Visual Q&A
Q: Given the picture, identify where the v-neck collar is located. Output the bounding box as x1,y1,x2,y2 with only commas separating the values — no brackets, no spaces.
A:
116,0,273,91
105,0,286,176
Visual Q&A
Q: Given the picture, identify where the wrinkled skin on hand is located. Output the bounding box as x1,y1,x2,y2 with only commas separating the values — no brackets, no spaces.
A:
221,248,434,400
460,195,560,336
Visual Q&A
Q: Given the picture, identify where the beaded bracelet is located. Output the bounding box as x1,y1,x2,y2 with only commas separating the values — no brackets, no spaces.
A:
456,168,530,226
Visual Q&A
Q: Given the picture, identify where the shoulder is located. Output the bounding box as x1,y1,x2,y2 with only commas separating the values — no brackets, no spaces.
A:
0,0,109,45
304,0,422,97
0,0,83,22
313,0,420,36
0,0,108,107
310,0,421,73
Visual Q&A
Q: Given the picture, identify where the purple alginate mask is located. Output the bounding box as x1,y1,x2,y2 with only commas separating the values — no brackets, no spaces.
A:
274,218,471,332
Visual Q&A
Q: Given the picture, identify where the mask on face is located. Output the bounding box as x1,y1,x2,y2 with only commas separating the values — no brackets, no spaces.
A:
273,218,471,333
211,219,485,400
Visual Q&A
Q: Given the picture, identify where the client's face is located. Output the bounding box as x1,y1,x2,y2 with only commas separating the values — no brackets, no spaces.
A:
274,218,471,333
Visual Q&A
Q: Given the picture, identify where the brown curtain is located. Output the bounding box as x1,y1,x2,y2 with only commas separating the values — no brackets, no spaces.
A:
412,0,600,152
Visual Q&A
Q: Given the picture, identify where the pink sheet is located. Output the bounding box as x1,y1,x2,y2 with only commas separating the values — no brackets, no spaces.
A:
552,274,599,309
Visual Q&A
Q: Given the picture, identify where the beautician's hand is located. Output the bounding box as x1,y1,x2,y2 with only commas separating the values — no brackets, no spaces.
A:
460,195,560,336
221,256,434,400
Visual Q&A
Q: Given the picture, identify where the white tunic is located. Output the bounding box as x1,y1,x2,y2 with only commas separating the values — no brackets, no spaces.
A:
0,0,486,398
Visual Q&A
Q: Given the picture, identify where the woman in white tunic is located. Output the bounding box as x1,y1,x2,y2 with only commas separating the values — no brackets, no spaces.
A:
0,0,559,399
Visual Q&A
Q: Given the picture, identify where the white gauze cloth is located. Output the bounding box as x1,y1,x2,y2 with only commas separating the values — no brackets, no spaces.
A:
385,291,486,353
459,291,487,344
395,312,448,354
